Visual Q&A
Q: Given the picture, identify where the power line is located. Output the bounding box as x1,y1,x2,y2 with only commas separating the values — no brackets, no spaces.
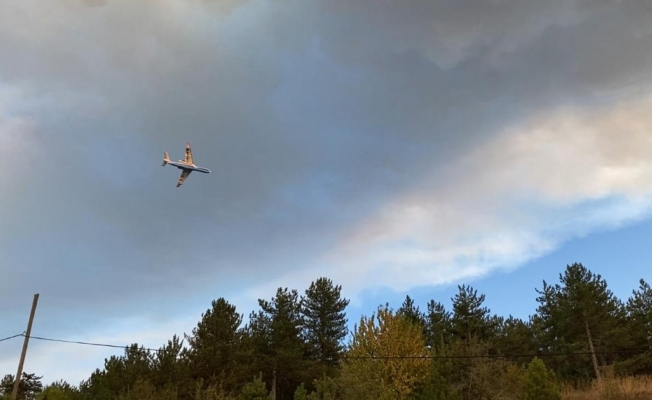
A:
16,333,651,360
22,334,161,352
0,333,24,343
340,350,648,360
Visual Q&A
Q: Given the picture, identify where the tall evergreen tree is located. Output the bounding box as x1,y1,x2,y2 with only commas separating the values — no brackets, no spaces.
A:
495,315,538,363
121,344,153,388
1,373,44,400
78,368,112,400
534,263,626,381
423,300,452,349
248,287,308,400
451,285,493,343
77,344,154,400
184,298,244,392
150,335,188,395
627,278,652,350
397,295,425,328
300,278,349,366
620,279,652,375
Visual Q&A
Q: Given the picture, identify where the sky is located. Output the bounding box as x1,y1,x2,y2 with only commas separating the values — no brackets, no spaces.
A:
1,0,652,386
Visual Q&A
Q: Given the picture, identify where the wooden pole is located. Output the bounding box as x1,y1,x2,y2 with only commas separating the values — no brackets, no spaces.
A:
271,364,276,400
12,293,39,400
585,319,601,380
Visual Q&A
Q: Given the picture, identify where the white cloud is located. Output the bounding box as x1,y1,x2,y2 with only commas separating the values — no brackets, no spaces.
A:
250,94,652,300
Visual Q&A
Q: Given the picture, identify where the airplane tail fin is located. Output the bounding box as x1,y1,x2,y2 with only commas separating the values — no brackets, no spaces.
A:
162,151,170,166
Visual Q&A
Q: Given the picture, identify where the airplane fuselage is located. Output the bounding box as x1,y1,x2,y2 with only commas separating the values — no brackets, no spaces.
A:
162,143,209,187
167,161,211,174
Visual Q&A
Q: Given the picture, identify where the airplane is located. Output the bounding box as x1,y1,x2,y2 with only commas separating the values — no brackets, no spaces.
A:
162,142,211,187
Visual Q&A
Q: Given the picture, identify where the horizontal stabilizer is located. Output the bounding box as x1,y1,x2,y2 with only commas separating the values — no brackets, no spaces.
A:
162,151,170,166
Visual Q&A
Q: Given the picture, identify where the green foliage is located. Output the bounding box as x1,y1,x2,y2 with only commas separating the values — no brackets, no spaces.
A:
423,300,452,350
0,373,44,400
184,298,244,392
496,316,538,365
464,358,526,400
620,279,652,375
306,375,338,400
451,284,495,343
151,335,185,387
248,287,309,399
414,354,459,400
397,295,425,328
627,279,652,340
293,383,307,400
524,358,561,400
36,380,79,400
301,277,350,367
115,379,177,400
1,375,14,399
444,337,525,400
192,380,237,400
238,373,268,400
533,263,627,381
79,343,154,399
37,387,72,400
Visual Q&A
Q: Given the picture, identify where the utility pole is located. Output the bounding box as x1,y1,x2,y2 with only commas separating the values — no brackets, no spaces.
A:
270,363,276,400
585,319,601,380
12,293,39,400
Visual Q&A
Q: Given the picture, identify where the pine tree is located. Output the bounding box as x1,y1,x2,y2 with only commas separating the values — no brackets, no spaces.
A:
534,263,626,380
0,373,44,400
414,340,459,400
78,367,113,400
627,279,652,350
151,335,187,394
122,344,153,385
248,287,308,400
524,358,561,400
451,285,493,343
301,278,349,366
239,373,268,400
620,279,652,375
306,375,338,400
184,298,244,392
496,315,537,364
75,345,153,400
397,295,425,327
293,383,308,400
423,300,452,349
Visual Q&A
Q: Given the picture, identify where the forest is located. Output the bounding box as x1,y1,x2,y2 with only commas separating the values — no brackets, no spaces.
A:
1,262,651,400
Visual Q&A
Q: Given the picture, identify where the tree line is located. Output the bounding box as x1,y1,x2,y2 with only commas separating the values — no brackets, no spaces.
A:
1,262,651,400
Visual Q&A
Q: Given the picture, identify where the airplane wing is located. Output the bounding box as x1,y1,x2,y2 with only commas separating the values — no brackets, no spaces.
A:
177,169,192,187
185,142,194,165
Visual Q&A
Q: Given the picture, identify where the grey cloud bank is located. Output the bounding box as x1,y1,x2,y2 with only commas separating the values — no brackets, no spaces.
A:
1,0,652,384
